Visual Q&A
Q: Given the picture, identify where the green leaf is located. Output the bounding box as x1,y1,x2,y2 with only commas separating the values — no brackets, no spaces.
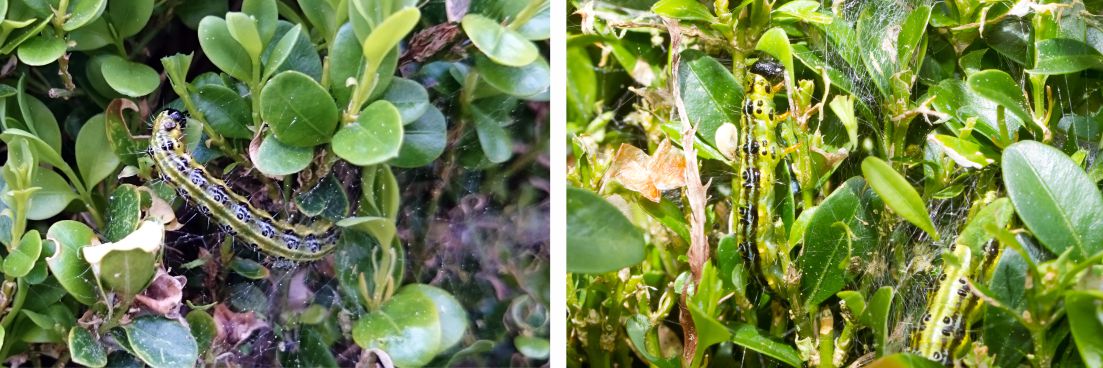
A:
3,230,42,277
328,23,362,108
895,5,931,67
241,0,277,44
225,12,263,60
382,78,430,124
1028,38,1103,75
1066,291,1103,368
261,23,301,80
865,286,894,357
471,100,512,163
63,0,107,30
862,157,938,240
69,326,107,368
967,70,1032,130
124,316,199,368
651,0,716,22
566,187,644,273
16,34,65,66
984,250,1031,367
676,50,742,147
229,257,269,280
774,1,832,24
729,323,802,367
982,16,1032,66
297,0,335,43
353,284,442,367
625,315,678,368
176,0,227,29
337,217,395,257
514,336,549,360
798,177,879,307
17,86,63,155
185,310,215,356
566,46,596,123
100,56,160,97
477,52,550,99
929,134,999,169
198,16,252,82
26,169,77,220
294,175,349,220
362,7,420,67
260,71,338,147
107,0,154,38
253,134,313,176
928,79,1021,145
462,13,538,67
1002,141,1103,261
75,114,119,191
390,106,446,168
406,284,468,352
190,84,252,139
332,100,404,166
104,184,141,242
45,221,99,305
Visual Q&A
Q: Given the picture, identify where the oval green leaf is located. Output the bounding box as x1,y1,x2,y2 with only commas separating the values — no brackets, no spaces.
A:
862,157,938,240
100,56,160,97
75,114,120,191
382,78,429,124
253,134,313,176
26,169,78,220
1066,291,1103,368
45,221,99,305
967,69,1031,129
462,13,538,67
390,105,446,168
1002,141,1103,261
353,285,441,367
124,316,199,368
566,187,644,273
16,35,65,66
476,54,550,99
191,84,253,139
3,230,42,277
1028,38,1103,75
332,100,403,166
260,71,338,147
197,16,252,82
69,326,107,368
798,177,879,307
651,0,716,22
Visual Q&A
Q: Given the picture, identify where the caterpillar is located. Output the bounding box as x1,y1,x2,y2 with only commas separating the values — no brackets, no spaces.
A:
727,58,788,290
148,109,338,261
910,241,1000,364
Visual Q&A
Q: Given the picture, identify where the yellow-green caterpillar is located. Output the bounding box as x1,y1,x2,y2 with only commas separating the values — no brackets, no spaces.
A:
148,109,337,261
910,241,1000,364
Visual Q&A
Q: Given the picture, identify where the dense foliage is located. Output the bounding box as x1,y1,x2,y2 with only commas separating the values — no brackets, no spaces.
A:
567,0,1103,367
0,0,549,366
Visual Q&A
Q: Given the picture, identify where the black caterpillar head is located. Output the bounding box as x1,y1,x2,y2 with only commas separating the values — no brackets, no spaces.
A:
162,109,188,131
749,57,785,83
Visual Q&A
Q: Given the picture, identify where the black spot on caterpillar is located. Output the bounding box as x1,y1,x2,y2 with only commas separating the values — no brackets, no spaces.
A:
149,109,337,261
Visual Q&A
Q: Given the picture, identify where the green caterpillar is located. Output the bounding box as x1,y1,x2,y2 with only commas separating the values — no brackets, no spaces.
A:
720,59,789,290
910,241,1000,364
148,109,337,261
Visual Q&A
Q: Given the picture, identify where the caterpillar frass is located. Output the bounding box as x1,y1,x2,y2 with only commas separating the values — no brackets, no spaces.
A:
724,58,788,290
910,241,1000,364
148,109,338,261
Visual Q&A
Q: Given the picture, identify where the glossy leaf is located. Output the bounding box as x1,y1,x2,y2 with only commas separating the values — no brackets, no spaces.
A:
191,84,252,139
3,230,41,277
16,35,65,66
260,71,338,147
185,310,215,355
63,0,107,30
198,16,252,82
45,221,99,305
462,13,538,67
390,106,446,168
26,169,77,220
125,316,199,368
332,100,404,166
471,100,513,163
1067,291,1103,368
862,157,938,240
108,0,154,38
651,0,715,22
799,177,879,307
967,70,1031,130
353,285,442,367
1029,38,1103,75
253,134,312,176
729,323,802,367
225,12,263,59
566,187,644,273
1003,141,1103,261
677,50,742,147
477,54,550,99
382,78,429,124
69,326,107,368
361,7,420,67
75,114,119,191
